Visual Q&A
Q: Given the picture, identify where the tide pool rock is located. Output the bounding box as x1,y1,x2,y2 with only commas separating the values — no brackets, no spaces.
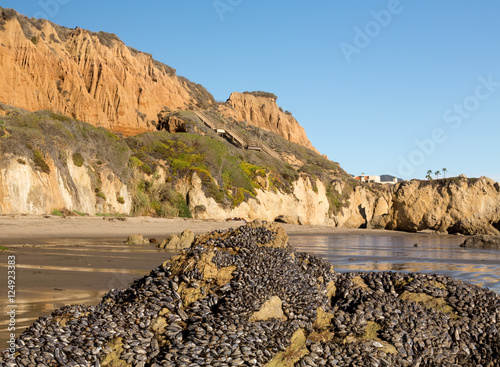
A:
460,234,500,249
1,223,498,367
158,229,195,250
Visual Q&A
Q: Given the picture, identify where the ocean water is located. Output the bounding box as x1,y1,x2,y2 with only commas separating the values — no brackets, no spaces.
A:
0,232,499,347
289,233,500,293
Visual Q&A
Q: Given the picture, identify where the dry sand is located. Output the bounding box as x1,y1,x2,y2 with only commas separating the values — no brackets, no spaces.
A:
1,215,239,244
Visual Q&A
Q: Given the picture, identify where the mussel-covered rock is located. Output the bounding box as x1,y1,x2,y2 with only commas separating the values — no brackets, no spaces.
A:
1,221,499,366
460,234,500,249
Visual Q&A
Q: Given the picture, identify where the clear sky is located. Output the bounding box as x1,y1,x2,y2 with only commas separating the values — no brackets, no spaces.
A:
3,1,500,181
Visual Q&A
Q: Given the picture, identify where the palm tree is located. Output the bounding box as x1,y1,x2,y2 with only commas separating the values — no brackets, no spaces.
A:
442,168,447,178
427,170,433,180
435,170,440,179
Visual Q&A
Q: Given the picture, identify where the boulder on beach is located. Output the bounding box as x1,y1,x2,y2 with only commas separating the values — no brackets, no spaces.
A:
124,233,150,245
1,222,499,367
158,229,195,250
274,215,297,225
460,234,500,249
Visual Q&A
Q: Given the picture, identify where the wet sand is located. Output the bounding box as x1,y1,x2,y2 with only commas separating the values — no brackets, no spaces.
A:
0,214,434,243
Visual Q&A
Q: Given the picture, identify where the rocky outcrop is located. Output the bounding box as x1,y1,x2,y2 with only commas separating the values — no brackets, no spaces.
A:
158,229,195,250
386,177,500,235
182,172,330,225
333,184,391,229
319,178,393,230
0,8,214,136
323,176,500,236
220,92,319,153
460,235,500,249
125,234,150,246
157,112,187,133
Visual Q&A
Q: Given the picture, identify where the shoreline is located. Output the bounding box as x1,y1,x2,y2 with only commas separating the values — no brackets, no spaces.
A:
0,215,463,245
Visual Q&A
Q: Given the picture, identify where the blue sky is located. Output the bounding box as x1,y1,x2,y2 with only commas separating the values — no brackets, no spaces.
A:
3,1,500,181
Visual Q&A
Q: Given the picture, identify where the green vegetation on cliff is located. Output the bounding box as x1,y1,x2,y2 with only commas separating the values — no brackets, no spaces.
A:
0,107,359,217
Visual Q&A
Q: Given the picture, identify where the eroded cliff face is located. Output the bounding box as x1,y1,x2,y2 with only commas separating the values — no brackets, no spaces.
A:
0,157,331,224
220,92,319,153
176,173,330,225
328,176,500,236
322,179,393,230
385,177,500,235
0,154,130,215
1,147,499,236
0,8,214,135
0,8,321,152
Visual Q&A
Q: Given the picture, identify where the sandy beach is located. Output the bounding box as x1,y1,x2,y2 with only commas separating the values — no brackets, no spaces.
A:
0,214,427,245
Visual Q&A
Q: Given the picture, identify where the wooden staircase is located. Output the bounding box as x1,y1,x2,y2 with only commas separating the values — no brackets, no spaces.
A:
194,111,280,159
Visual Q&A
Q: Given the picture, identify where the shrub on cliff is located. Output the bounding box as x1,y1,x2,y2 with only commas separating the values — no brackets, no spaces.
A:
179,77,216,110
126,132,257,206
33,150,50,173
243,90,278,101
95,31,121,48
131,176,191,218
72,152,84,167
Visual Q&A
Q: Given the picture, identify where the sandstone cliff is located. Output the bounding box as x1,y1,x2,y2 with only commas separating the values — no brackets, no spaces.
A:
0,8,319,152
330,182,392,230
0,8,214,136
181,172,329,225
0,150,330,225
330,176,500,236
220,92,319,153
385,177,500,235
1,106,498,235
0,109,335,225
0,154,130,215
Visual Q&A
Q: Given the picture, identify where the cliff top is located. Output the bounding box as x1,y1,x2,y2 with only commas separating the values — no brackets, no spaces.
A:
242,91,278,101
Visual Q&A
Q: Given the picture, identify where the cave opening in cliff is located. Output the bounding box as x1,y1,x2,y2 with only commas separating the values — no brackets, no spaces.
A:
358,205,368,229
